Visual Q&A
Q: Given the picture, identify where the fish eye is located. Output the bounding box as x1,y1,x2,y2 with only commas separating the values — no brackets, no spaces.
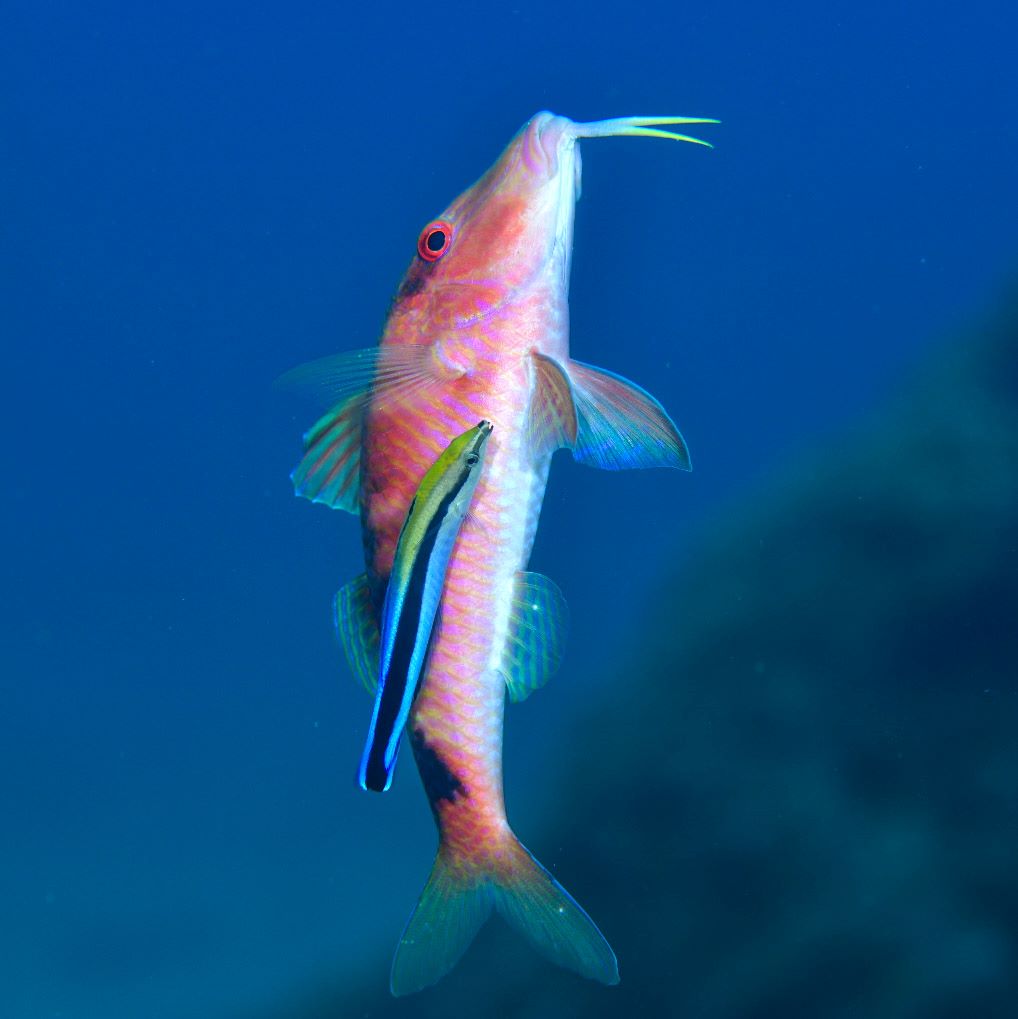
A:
418,221,453,262
465,453,479,466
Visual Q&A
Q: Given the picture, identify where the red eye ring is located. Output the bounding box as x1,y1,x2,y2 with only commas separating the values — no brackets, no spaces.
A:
417,221,453,261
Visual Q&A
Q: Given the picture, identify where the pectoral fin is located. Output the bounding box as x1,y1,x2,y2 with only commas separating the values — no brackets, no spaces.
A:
500,572,569,703
528,351,578,456
530,353,690,471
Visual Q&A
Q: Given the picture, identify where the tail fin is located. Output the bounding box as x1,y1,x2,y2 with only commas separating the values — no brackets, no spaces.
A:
390,835,618,996
491,839,619,988
390,852,494,996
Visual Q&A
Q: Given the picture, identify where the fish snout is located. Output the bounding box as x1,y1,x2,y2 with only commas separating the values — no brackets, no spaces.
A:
522,111,577,177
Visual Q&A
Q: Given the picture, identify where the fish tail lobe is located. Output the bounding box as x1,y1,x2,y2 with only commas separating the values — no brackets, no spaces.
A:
390,849,494,996
491,834,619,987
390,831,618,996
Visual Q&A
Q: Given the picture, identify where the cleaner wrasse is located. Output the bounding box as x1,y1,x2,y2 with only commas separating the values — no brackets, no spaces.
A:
356,420,493,793
285,111,716,995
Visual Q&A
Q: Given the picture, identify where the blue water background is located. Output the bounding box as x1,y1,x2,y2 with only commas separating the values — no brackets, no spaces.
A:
2,1,1016,1015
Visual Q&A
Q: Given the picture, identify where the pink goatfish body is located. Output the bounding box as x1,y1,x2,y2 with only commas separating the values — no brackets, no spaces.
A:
286,111,716,995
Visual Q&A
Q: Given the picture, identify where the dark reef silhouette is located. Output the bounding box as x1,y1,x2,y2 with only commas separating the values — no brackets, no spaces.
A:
252,286,1018,1018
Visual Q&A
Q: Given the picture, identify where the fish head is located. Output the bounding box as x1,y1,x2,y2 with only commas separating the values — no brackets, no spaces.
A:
437,112,585,292
391,113,717,332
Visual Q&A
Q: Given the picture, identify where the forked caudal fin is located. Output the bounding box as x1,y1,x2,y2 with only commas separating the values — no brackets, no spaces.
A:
391,832,618,995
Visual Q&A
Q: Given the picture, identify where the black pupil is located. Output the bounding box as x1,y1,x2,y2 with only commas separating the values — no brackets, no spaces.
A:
466,453,478,466
426,229,446,253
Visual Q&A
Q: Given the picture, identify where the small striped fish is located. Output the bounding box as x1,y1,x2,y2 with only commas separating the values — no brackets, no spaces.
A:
355,420,493,792
286,111,715,995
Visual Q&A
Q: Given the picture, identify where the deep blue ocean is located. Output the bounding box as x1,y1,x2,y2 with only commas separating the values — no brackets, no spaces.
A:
4,3,1017,1017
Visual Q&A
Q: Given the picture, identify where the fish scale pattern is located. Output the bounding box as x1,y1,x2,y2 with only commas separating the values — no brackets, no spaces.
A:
362,305,558,867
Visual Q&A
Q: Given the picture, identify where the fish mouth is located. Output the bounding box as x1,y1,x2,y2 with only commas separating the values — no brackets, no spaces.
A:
530,112,575,173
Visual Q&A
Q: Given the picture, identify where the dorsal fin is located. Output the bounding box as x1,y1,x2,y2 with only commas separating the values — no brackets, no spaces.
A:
499,572,569,703
291,395,363,512
281,344,445,514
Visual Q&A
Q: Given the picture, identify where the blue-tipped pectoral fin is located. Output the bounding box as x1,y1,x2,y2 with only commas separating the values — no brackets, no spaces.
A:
530,352,690,470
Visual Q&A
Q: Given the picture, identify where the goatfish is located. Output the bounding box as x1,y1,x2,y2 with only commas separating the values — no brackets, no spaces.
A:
355,420,493,793
286,111,715,995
